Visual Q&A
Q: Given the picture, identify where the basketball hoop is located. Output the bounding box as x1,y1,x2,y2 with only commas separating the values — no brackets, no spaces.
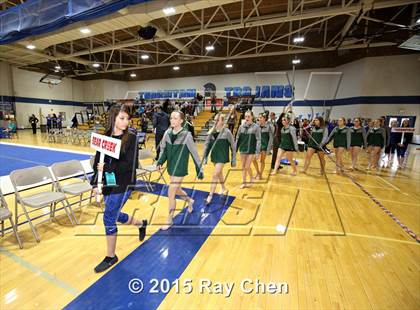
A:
40,73,63,87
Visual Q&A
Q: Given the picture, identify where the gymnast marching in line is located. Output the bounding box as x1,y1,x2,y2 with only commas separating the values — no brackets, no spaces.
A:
157,111,203,230
366,119,386,171
235,110,261,188
324,117,351,173
301,116,328,175
202,113,236,205
271,115,298,176
252,113,274,180
349,117,367,170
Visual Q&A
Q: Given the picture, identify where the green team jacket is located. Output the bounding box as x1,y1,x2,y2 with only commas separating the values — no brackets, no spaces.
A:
203,127,236,166
307,126,328,149
327,126,351,149
367,127,386,148
279,125,298,151
157,128,203,178
260,123,274,152
350,126,367,148
235,122,261,154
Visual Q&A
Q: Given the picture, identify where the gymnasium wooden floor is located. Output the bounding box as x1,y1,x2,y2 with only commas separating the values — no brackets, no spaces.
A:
1,129,419,309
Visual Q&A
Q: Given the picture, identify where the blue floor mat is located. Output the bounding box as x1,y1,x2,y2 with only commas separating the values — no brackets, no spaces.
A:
0,144,90,176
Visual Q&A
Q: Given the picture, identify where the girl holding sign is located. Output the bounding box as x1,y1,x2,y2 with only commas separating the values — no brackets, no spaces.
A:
157,111,204,230
202,113,236,205
91,104,148,273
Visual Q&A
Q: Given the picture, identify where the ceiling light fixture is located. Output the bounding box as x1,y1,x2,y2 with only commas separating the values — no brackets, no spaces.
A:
205,45,214,51
173,66,180,71
163,7,175,15
26,44,36,50
293,36,305,43
225,63,233,68
292,59,301,65
141,54,149,60
80,28,91,34
92,63,100,68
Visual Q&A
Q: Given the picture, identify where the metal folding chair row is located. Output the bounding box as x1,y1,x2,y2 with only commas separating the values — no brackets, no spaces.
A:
45,128,93,145
2,160,93,248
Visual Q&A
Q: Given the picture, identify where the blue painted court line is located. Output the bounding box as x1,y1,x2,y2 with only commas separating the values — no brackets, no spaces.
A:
64,182,235,310
0,144,90,176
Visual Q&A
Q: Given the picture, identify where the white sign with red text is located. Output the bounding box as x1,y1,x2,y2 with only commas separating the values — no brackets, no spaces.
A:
391,127,415,133
90,132,121,159
90,133,121,201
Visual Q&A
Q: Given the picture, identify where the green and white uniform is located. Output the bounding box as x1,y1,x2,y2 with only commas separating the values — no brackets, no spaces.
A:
235,122,261,154
350,127,367,148
279,125,298,151
307,126,328,151
203,128,236,165
260,123,274,152
157,128,203,178
327,126,351,149
367,127,386,148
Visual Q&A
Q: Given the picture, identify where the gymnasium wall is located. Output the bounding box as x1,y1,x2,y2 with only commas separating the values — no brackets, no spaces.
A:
0,54,419,130
127,54,420,98
83,79,128,102
127,54,420,132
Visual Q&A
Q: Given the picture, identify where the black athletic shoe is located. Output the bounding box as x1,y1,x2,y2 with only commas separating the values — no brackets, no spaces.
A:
94,256,118,273
139,220,147,241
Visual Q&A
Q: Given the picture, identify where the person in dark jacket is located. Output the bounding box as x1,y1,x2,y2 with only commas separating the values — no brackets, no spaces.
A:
91,104,147,273
29,114,39,134
388,120,399,164
71,114,78,128
211,95,217,113
271,112,285,171
153,105,170,160
162,99,170,114
397,119,413,168
46,114,52,132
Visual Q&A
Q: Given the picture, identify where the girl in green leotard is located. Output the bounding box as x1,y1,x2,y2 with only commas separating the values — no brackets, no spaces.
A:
349,118,367,170
203,113,236,205
253,113,274,180
325,117,351,173
235,110,261,188
366,119,386,171
271,116,299,176
157,111,204,230
302,116,328,175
